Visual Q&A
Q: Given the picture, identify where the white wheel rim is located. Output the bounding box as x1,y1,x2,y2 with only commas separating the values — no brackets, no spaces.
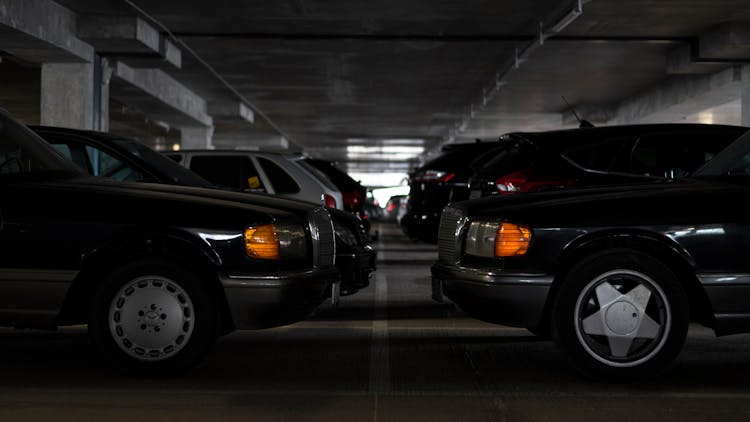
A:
108,276,195,362
573,269,671,368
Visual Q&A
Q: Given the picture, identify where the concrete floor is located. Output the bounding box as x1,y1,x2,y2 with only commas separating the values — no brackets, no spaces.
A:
2,222,750,421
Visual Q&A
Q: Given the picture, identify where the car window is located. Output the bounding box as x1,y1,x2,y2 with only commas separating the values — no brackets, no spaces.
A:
258,157,300,194
83,145,145,182
302,158,361,191
626,132,737,178
561,136,635,173
476,142,535,175
422,143,498,172
49,141,93,173
0,114,80,176
111,140,212,188
189,155,266,192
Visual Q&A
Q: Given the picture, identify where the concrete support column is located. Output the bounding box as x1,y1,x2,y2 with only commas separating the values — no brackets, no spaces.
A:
40,58,110,131
98,57,112,132
181,126,214,150
742,65,750,127
41,62,95,129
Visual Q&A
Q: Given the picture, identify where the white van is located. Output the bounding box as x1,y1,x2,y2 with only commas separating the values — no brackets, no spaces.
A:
166,150,344,209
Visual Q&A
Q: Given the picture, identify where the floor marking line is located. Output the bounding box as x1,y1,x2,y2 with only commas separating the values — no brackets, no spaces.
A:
369,272,390,394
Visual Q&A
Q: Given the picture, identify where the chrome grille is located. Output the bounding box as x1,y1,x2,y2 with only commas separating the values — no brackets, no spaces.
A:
438,206,466,264
308,207,336,267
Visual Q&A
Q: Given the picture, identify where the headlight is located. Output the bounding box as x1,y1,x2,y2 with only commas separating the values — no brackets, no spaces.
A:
244,223,307,260
333,219,359,247
464,220,531,258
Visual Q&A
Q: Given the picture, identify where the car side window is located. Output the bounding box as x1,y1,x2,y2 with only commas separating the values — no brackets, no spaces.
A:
562,137,635,173
189,155,266,192
49,142,91,172
628,133,734,178
81,145,145,182
258,157,300,194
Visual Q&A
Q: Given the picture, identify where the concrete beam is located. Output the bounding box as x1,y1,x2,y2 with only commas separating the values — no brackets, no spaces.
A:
667,23,750,75
0,0,93,62
700,22,750,60
605,66,743,125
110,61,212,128
666,43,731,75
78,16,181,69
208,101,255,124
212,132,291,150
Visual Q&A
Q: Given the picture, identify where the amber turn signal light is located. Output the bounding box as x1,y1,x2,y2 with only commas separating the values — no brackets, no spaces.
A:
244,224,280,259
495,223,531,257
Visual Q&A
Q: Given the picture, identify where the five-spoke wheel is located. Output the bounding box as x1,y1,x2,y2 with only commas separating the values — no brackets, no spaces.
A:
553,249,688,380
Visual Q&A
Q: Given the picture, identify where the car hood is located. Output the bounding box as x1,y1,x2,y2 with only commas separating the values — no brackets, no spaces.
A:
453,178,743,227
42,175,323,217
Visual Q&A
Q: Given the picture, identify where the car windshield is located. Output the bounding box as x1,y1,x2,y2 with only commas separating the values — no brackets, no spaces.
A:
0,110,82,176
693,130,750,177
112,139,215,188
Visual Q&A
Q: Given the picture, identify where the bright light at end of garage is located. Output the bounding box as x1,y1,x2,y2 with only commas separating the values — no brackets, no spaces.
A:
171,143,181,151
371,185,411,209
697,112,714,124
346,145,424,161
350,172,409,188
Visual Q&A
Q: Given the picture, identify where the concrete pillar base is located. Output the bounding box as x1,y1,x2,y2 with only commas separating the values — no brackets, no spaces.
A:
181,126,214,150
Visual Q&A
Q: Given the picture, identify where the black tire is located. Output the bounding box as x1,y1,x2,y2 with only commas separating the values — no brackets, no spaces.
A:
551,249,689,380
89,258,218,376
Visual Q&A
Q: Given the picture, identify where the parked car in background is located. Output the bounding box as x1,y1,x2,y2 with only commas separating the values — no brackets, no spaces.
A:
0,109,338,375
299,158,366,216
468,123,749,199
383,194,407,223
32,127,375,297
363,190,384,221
401,140,500,243
432,128,750,380
166,150,344,210
298,157,373,239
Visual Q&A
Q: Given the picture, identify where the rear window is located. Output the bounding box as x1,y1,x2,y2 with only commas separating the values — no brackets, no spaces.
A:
421,143,499,172
302,159,361,191
475,142,536,176
257,157,300,194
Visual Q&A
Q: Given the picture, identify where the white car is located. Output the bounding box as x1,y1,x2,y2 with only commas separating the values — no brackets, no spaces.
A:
166,150,344,209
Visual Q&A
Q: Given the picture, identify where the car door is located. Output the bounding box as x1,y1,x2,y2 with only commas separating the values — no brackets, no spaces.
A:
0,172,78,327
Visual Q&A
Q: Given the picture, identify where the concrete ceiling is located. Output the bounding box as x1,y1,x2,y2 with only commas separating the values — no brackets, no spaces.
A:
13,0,750,177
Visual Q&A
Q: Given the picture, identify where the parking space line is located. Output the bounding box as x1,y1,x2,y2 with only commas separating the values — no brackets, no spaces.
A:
369,272,390,395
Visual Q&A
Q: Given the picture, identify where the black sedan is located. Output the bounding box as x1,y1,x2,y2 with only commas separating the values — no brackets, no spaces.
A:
30,125,375,297
1,110,339,375
432,129,750,380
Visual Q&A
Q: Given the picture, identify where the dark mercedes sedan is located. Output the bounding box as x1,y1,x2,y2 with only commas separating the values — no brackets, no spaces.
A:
0,110,338,375
30,125,375,297
432,129,750,380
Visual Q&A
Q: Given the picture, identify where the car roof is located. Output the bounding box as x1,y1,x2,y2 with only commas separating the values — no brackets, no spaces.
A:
175,148,305,156
29,125,128,141
503,123,750,151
